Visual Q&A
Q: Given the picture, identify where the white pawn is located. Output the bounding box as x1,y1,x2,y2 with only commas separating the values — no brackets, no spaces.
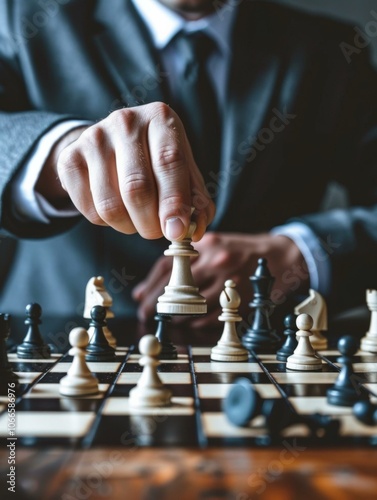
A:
286,314,322,371
59,327,99,396
211,280,248,362
129,335,172,408
361,289,377,353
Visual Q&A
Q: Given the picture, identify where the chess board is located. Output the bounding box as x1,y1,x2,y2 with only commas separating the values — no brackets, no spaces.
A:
1,345,377,448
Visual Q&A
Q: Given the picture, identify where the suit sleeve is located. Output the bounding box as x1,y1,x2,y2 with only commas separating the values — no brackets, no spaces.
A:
0,52,84,238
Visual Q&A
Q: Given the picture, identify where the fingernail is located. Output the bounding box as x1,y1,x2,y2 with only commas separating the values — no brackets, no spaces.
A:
165,217,185,241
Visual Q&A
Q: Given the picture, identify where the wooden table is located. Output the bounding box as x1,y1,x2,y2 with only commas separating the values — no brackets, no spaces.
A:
2,447,377,499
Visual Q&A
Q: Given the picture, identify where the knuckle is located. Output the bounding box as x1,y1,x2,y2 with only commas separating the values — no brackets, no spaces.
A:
122,173,154,208
150,102,184,133
81,125,106,149
57,148,84,176
108,108,138,136
154,145,185,174
95,197,126,223
160,194,187,214
150,101,174,121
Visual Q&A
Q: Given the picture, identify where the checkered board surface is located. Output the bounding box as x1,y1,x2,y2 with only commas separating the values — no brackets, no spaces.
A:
1,345,377,448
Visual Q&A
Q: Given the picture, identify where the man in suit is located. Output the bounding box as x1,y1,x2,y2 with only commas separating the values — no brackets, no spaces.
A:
1,0,377,337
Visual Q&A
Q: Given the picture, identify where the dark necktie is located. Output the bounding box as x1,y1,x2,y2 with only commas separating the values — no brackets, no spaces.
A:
173,31,222,187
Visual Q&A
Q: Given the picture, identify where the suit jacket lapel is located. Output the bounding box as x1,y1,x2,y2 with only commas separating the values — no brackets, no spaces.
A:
92,0,168,107
213,3,281,228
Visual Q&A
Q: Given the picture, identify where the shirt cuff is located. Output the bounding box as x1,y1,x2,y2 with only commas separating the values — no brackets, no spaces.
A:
11,120,91,223
271,222,331,296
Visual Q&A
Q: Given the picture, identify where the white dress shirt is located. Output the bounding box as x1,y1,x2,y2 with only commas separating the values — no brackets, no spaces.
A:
11,0,330,294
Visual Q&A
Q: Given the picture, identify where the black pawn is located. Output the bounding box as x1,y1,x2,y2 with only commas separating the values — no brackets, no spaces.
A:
17,304,51,359
154,315,177,360
327,336,365,407
353,399,377,426
242,258,280,353
0,314,19,395
86,305,116,362
276,314,298,361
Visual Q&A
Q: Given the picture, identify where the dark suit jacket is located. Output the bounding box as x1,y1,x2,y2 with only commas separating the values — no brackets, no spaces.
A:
1,0,377,330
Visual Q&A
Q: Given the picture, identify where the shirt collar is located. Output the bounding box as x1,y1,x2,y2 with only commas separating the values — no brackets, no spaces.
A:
131,0,236,55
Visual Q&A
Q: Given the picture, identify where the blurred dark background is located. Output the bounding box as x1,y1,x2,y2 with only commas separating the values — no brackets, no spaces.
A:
276,0,377,67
